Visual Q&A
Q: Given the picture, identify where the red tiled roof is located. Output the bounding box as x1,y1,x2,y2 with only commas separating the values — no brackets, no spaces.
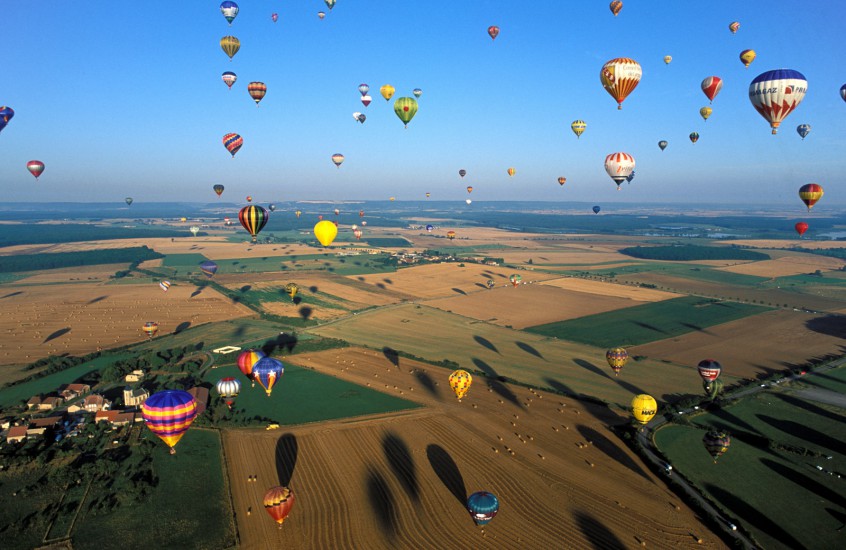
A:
30,416,63,428
7,426,27,438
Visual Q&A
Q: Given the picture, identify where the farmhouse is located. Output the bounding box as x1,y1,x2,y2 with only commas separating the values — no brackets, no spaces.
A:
124,370,145,383
83,394,111,412
59,383,91,400
26,396,42,410
6,426,27,443
38,396,64,411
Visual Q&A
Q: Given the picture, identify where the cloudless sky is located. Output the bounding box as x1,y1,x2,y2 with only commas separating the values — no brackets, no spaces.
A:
1,1,844,207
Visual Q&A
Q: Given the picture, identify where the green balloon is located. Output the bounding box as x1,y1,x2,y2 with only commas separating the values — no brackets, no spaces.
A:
393,97,418,128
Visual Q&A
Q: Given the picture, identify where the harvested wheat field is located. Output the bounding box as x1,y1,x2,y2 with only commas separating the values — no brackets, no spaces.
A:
224,348,722,550
719,239,846,250
308,304,706,408
630,309,846,379
10,263,130,284
0,282,254,365
224,273,400,308
352,263,557,300
424,284,654,328
540,278,681,302
715,253,846,277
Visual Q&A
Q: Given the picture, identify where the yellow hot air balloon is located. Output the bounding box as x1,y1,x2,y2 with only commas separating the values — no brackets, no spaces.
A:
380,84,395,101
700,106,713,121
314,220,338,247
570,120,586,139
220,36,241,61
631,394,657,425
448,370,472,401
739,49,756,68
507,167,516,177
663,55,672,65
600,57,642,110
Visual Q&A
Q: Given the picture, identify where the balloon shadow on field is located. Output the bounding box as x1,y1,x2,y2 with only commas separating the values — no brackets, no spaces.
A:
382,347,400,368
473,335,499,354
413,370,440,399
574,511,628,550
87,295,108,305
261,333,298,356
298,306,313,320
43,328,71,343
631,320,668,335
757,415,846,456
275,433,298,486
576,425,651,482
515,341,545,360
703,483,806,550
0,291,23,299
805,315,846,338
365,466,397,538
451,287,467,295
309,286,318,293
680,322,716,336
474,283,487,289
239,285,251,293
292,296,302,305
190,284,207,298
573,358,611,379
472,358,523,409
383,432,419,502
426,444,466,507
174,321,191,334
761,457,846,510
774,393,846,424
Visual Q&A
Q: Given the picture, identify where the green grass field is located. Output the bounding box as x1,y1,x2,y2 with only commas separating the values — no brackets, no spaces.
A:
0,462,66,549
796,365,846,392
72,429,235,550
202,363,421,425
525,296,769,347
159,253,209,267
361,237,411,247
655,389,846,550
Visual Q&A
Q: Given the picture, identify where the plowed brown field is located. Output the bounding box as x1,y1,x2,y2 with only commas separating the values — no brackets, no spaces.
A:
224,348,723,550
715,254,845,277
539,278,681,301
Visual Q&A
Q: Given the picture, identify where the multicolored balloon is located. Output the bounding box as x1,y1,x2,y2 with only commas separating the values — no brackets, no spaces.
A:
798,183,823,211
426,224,434,232
604,152,635,190
702,430,731,463
689,132,699,144
253,357,284,396
237,349,265,380
507,167,516,177
466,186,473,194
248,82,267,105
239,205,269,243
360,95,372,107
159,280,171,292
631,394,657,425
600,58,641,109
0,106,14,134
606,347,628,376
467,491,499,526
358,83,370,96
446,230,456,240
314,220,338,247
393,97,418,128
729,21,740,34
487,26,499,40
26,160,45,180
748,69,807,134
696,359,722,382
216,377,241,409
220,36,240,60
658,140,668,151
571,120,586,139
200,260,218,278
739,49,756,68
214,184,225,197
142,321,158,338
264,486,295,526
220,1,239,25
332,153,345,168
701,76,723,103
558,177,566,186
223,133,243,157
413,88,423,98
271,13,278,23
380,84,395,101
797,124,811,140
609,1,623,16
353,228,363,240
142,390,197,454
318,11,326,19
222,71,237,89
663,55,672,65
509,274,522,287
324,0,336,9
699,106,712,121
448,370,472,401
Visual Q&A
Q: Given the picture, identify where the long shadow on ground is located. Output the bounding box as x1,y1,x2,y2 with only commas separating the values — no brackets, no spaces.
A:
576,425,652,483
383,432,419,502
426,444,466,507
275,433,298,486
574,511,629,550
366,467,397,538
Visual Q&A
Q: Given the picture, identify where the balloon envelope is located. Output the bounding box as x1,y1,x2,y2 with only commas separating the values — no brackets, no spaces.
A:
264,486,295,525
689,132,700,143
332,153,345,168
0,106,14,134
702,430,731,462
314,220,338,246
604,152,635,189
748,69,807,134
237,349,265,379
609,1,623,16
247,82,267,105
796,124,811,140
558,177,566,186
631,394,657,424
142,321,158,338
740,49,756,68
487,26,499,40
571,119,586,138
222,71,237,89
795,222,808,236
729,21,740,33
223,133,243,157
253,357,284,396
125,197,133,205
448,370,472,400
467,491,499,525
213,184,225,196
200,260,218,278
393,97,418,128
216,377,241,408
27,161,45,179
701,76,723,103
142,390,197,451
220,1,239,25
798,183,823,210
358,83,370,95
380,84,395,101
658,140,668,151
697,359,722,382
413,88,423,98
220,36,240,60
159,280,171,292
663,55,672,65
600,58,641,109
606,347,628,375
239,206,269,243
593,205,601,214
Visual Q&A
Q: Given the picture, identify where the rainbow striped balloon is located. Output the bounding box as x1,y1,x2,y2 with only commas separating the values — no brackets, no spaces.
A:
159,280,171,292
238,205,268,243
142,390,197,452
237,349,265,380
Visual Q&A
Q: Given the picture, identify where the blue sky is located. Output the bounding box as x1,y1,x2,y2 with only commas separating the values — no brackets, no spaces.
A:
1,1,844,206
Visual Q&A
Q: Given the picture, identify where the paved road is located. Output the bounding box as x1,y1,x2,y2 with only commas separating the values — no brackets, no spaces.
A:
792,387,846,408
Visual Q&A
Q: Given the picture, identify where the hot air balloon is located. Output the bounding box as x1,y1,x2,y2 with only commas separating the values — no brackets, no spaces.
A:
446,230,456,240
507,167,516,177
729,21,740,34
353,111,362,122
221,71,237,89
459,169,467,178
271,13,278,23
269,204,276,212
248,82,267,105
466,186,473,194
325,0,336,9
216,377,241,409
361,220,367,226
465,199,472,205
571,120,586,139
689,132,699,144
180,217,187,222
142,390,197,454
264,486,295,527
331,153,345,168
237,349,265,380
220,1,239,25
125,197,133,206
795,222,808,237
253,357,284,396
239,205,268,243
658,140,668,151
223,133,243,157
246,196,252,203
295,210,302,218
393,97,418,128
389,197,396,202
220,36,240,60
142,321,158,338
357,113,366,123
380,84,395,101
600,58,642,109
425,193,431,198
702,430,731,463
318,11,326,19
701,76,723,103
224,217,231,225
426,224,434,232
631,394,657,425
841,84,846,102
467,491,499,526
486,279,495,289
314,220,338,246
700,106,712,121
448,370,472,400
609,1,623,16
413,88,423,98
200,260,218,278
360,95,372,107
798,183,823,211
487,26,499,40
749,69,807,134
333,208,340,216
606,347,628,376
353,229,363,240
663,55,672,65
214,184,225,197
159,280,171,292
558,177,566,186
190,225,200,237
0,106,14,134
509,274,522,287
697,359,722,382
593,206,601,214
26,161,45,180
283,283,299,301
604,152,635,190
797,124,811,140
358,83,370,96
740,49,756,69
